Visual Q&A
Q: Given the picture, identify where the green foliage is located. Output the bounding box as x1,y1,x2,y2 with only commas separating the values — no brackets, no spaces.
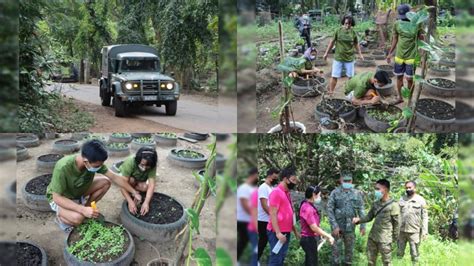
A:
401,86,411,99
133,137,154,144
116,0,148,44
111,133,131,138
175,149,205,159
107,142,128,149
84,134,107,143
157,132,177,138
67,220,126,263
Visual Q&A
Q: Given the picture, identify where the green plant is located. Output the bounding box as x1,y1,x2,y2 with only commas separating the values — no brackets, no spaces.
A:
84,134,107,142
176,149,204,159
67,219,126,263
111,133,131,138
157,132,177,138
107,142,128,149
134,137,154,144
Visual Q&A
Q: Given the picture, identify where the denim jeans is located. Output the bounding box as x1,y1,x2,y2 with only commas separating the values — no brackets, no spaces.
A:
267,230,291,266
248,231,258,266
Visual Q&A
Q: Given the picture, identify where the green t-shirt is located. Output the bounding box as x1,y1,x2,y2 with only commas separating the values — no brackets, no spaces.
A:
393,20,421,60
119,156,156,182
334,27,358,62
46,155,108,202
304,59,313,70
344,71,374,98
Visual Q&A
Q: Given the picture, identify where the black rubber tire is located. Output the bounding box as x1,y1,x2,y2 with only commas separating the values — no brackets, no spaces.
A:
371,51,386,60
165,101,177,116
314,100,357,123
415,109,455,133
183,133,209,141
119,193,187,243
131,139,156,151
22,174,53,212
167,148,207,169
313,59,327,67
154,134,178,147
216,153,226,170
422,79,455,98
37,154,64,172
17,240,49,266
5,180,16,208
52,139,80,154
101,84,111,106
64,221,135,266
429,67,451,77
355,58,376,67
107,146,130,157
363,106,406,133
131,133,152,139
375,82,394,96
375,65,395,78
111,160,124,174
16,134,40,148
214,133,230,141
439,58,455,68
108,134,132,143
17,145,29,162
115,97,129,117
291,77,327,97
147,258,177,266
71,132,90,141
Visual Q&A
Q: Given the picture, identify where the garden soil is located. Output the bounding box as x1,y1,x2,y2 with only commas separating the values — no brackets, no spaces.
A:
16,134,217,265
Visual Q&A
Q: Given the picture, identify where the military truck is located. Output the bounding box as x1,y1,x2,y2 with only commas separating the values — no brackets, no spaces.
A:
99,44,179,117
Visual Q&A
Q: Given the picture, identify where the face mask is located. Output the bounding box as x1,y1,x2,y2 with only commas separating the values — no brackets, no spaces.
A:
287,180,296,190
342,182,353,189
271,178,279,186
138,165,147,172
374,190,383,200
406,189,414,196
314,197,321,204
86,165,101,173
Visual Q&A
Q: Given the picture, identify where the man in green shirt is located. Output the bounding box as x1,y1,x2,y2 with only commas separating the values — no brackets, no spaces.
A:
344,70,391,106
386,4,424,104
119,147,158,216
47,140,142,231
353,179,400,266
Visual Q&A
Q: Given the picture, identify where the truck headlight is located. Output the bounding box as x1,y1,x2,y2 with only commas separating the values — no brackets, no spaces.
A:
166,83,173,90
125,82,132,90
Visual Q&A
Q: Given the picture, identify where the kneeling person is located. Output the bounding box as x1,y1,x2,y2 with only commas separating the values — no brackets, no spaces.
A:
119,147,158,216
47,140,142,231
344,70,390,106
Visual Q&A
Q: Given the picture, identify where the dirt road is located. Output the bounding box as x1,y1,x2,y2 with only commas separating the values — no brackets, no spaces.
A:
49,83,236,133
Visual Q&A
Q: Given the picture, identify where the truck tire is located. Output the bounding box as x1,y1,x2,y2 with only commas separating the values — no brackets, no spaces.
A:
115,97,128,117
101,92,111,107
165,101,177,116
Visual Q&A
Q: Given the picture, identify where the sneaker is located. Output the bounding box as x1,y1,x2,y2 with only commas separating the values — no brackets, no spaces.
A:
54,216,73,233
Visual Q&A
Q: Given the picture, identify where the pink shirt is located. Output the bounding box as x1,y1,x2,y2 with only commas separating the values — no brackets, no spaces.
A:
299,201,320,237
267,184,294,233
247,189,258,232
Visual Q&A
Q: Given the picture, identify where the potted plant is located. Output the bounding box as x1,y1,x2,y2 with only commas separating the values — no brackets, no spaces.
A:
168,149,207,169
16,240,49,266
422,78,455,97
37,153,64,172
64,219,135,265
109,133,132,143
107,142,130,157
131,137,156,150
22,174,53,212
414,98,455,132
16,134,40,148
364,105,407,132
52,139,80,154
83,134,108,144
154,133,178,147
291,76,327,97
17,145,29,162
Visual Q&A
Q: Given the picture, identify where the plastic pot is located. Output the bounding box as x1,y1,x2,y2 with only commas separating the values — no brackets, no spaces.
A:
267,121,306,133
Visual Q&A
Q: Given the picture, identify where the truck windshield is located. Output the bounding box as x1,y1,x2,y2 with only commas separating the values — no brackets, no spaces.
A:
119,59,159,72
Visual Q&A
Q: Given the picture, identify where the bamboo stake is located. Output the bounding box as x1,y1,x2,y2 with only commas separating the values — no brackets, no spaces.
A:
278,20,290,133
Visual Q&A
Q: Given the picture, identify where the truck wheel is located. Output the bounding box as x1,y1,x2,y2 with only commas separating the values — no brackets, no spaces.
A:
115,97,128,117
165,101,177,116
101,93,111,106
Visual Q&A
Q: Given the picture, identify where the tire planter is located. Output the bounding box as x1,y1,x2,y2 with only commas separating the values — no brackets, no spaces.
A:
371,50,386,60
439,58,455,68
183,133,209,141
37,154,64,172
291,77,327,97
44,132,57,140
17,134,40,148
214,133,230,141
454,101,474,132
422,78,455,98
71,132,90,141
216,153,226,170
22,174,53,212
17,145,29,162
53,139,80,154
16,240,49,266
429,66,451,77
312,57,327,67
168,149,207,169
376,64,394,78
111,160,124,174
267,121,306,133
147,258,176,266
315,99,357,122
456,78,474,97
194,169,206,188
131,138,156,150
64,221,135,266
5,180,16,207
415,98,455,133
83,135,108,145
374,81,394,96
120,192,187,244
355,56,376,67
109,133,132,143
0,241,18,264
364,105,406,133
131,133,152,139
154,134,178,147
107,144,130,157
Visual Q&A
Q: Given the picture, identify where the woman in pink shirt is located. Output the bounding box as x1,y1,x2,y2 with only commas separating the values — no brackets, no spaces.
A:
299,185,334,266
248,188,259,266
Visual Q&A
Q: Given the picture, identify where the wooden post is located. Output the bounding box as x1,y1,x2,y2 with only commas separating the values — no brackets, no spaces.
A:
84,58,90,84
278,20,290,133
406,6,436,132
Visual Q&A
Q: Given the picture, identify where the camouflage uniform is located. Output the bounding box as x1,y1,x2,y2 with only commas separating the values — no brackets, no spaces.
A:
327,186,366,265
397,194,428,263
359,198,400,266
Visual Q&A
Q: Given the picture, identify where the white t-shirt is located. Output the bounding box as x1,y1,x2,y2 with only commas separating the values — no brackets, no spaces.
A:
257,182,273,222
236,183,254,222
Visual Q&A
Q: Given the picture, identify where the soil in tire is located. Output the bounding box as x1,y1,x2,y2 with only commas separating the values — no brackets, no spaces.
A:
17,242,43,266
428,78,455,89
416,99,454,120
0,242,16,264
133,193,183,224
56,140,77,145
25,174,52,195
38,154,63,163
316,99,354,114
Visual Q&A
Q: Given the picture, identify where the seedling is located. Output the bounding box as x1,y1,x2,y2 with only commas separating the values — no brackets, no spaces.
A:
107,142,128,149
134,137,154,144
111,133,131,138
174,149,204,159
157,133,177,138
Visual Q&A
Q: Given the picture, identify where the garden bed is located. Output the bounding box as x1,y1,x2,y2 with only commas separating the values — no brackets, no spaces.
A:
315,98,356,122
120,192,187,243
109,133,132,143
291,77,327,97
154,133,178,147
364,105,405,132
355,56,375,67
17,134,40,148
52,139,80,154
22,174,53,212
131,137,156,150
17,241,48,266
371,50,386,60
429,65,451,77
107,142,130,157
422,78,455,97
167,149,207,169
37,153,63,171
415,98,454,132
17,145,29,162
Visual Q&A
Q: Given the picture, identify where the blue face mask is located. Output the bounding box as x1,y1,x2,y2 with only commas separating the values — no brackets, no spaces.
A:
314,197,321,204
374,190,383,200
85,161,101,173
342,182,353,189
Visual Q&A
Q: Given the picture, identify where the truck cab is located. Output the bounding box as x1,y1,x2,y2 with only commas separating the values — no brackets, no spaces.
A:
99,44,180,117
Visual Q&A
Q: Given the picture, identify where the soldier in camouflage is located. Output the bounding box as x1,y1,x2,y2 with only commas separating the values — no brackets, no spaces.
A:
397,180,428,264
353,179,400,266
327,173,366,266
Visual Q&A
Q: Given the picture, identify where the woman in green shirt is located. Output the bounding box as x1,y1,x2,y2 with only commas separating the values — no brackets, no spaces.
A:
119,147,158,216
323,15,364,95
